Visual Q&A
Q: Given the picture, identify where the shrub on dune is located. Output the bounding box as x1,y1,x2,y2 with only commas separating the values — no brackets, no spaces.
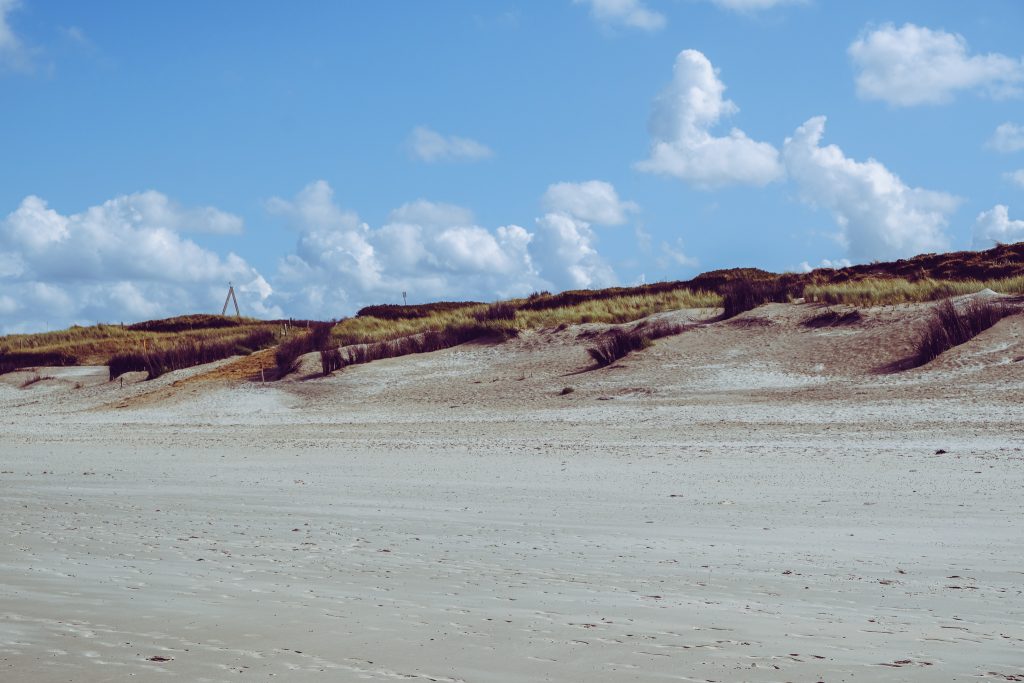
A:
721,279,792,318
587,320,687,368
913,299,1013,367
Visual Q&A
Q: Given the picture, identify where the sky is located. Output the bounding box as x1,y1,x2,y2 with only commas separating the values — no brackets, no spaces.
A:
1,0,1023,333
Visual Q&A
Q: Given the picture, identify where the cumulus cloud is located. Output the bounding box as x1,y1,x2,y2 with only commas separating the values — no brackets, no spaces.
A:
782,116,960,261
972,205,1024,248
0,192,275,333
849,23,1024,106
269,182,541,318
574,0,665,31
532,212,617,290
1005,170,1024,189
268,179,640,316
541,180,638,226
408,126,493,163
636,49,783,188
988,122,1024,153
0,0,29,71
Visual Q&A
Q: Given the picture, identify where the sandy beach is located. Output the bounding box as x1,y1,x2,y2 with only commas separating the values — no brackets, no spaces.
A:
2,301,1023,682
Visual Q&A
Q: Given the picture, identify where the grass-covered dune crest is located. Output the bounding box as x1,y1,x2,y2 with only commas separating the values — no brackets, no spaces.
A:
3,241,1024,378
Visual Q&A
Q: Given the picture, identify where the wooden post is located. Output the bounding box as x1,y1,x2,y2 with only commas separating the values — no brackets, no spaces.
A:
261,367,265,383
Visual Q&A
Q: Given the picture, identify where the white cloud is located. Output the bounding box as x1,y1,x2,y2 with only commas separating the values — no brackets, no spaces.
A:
574,0,665,31
1005,170,1024,189
532,212,616,290
972,205,1024,248
0,0,29,71
782,115,960,261
797,257,853,273
989,122,1024,153
388,199,475,228
408,126,493,163
636,49,783,188
656,238,698,269
0,192,276,333
269,180,640,316
849,23,1024,106
541,180,638,226
269,182,542,317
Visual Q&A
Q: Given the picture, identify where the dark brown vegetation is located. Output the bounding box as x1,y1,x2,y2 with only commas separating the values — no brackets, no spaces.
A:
19,373,53,388
127,314,245,332
274,331,314,378
326,323,518,375
802,309,863,328
0,350,78,375
913,299,1013,367
108,329,276,381
721,279,795,318
587,320,687,367
356,302,481,320
473,302,517,322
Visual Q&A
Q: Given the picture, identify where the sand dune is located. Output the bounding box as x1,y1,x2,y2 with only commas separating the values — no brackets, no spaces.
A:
1,297,1023,682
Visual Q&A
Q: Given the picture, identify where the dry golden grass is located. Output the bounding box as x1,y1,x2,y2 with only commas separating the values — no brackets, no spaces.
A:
805,276,1024,306
330,289,721,347
1,320,282,365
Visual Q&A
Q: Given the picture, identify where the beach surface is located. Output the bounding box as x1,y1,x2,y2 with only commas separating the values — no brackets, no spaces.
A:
2,300,1023,682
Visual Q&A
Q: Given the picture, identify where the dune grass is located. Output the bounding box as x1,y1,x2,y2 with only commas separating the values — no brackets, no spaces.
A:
802,309,863,328
587,320,688,368
913,299,1013,367
721,279,794,318
108,328,278,380
804,276,1024,307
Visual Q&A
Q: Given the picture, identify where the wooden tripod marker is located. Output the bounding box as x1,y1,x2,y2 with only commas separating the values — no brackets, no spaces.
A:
221,282,241,318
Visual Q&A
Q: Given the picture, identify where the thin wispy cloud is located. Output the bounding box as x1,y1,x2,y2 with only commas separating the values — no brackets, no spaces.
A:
574,0,665,31
710,0,805,12
988,122,1024,153
0,0,30,71
408,126,493,163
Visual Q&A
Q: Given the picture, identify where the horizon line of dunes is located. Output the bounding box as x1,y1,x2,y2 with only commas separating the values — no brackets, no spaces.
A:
3,241,1024,377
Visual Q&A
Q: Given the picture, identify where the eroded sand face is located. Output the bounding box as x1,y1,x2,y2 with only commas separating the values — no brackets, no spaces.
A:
1,301,1023,682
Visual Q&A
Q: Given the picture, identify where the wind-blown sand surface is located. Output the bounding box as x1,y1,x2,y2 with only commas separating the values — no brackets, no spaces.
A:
2,298,1023,682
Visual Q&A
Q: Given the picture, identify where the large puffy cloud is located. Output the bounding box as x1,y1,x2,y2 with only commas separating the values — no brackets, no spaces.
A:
574,0,665,31
269,182,542,317
408,126,493,163
532,213,617,290
849,23,1024,106
0,192,276,334
269,180,641,316
636,50,783,188
972,205,1024,248
541,180,638,226
988,122,1024,153
782,116,960,261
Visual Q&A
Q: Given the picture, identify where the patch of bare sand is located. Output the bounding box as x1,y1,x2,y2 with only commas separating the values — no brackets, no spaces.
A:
1,300,1023,682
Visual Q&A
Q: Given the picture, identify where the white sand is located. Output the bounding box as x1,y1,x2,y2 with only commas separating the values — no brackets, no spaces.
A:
1,300,1023,681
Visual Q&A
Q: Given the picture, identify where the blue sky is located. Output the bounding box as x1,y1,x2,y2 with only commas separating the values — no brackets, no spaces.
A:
1,0,1023,331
